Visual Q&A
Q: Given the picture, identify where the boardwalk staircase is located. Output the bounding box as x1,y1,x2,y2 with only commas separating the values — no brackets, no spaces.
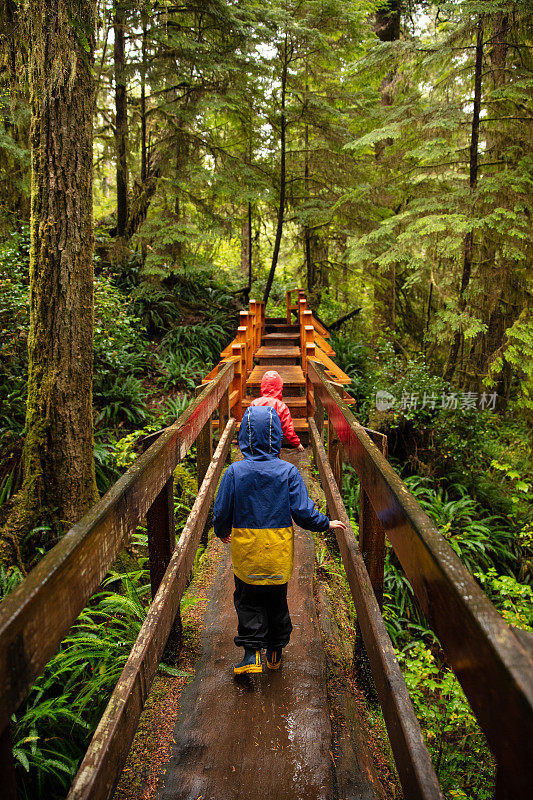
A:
0,290,532,800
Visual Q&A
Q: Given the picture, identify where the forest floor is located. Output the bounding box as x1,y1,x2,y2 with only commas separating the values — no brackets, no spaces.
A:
112,448,400,800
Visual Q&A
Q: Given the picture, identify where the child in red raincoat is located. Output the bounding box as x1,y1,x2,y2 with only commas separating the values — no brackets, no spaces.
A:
250,370,304,451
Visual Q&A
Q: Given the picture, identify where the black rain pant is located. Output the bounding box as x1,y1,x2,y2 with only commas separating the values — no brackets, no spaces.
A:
233,575,293,651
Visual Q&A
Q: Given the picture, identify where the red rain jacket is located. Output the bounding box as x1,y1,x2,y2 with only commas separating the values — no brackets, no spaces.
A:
250,370,301,448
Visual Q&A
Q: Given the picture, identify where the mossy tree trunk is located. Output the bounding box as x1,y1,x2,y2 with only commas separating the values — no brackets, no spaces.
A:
372,0,401,341
2,0,98,565
114,0,129,239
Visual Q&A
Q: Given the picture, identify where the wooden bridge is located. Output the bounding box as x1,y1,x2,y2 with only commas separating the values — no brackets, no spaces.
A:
0,290,532,799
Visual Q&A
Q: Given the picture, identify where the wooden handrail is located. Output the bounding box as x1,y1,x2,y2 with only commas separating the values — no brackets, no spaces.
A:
0,360,234,736
308,360,533,798
67,419,236,800
309,418,443,800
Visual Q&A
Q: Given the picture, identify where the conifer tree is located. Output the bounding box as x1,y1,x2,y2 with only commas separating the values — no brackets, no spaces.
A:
2,0,98,564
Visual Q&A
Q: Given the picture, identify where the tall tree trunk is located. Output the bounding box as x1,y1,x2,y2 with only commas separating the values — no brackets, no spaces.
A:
466,12,516,398
304,120,315,301
263,34,288,306
247,201,252,290
140,13,147,184
2,0,98,565
372,1,401,340
114,1,128,238
445,18,483,382
241,215,250,278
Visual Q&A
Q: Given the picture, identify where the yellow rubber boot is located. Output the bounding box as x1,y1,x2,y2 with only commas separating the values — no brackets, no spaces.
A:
234,649,262,674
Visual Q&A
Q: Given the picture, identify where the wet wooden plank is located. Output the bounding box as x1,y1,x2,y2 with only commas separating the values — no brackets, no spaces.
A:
247,364,305,387
0,361,234,734
255,346,301,358
310,419,443,800
67,419,236,800
308,361,533,798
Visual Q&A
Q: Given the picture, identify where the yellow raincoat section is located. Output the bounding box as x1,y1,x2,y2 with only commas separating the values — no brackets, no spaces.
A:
231,526,294,585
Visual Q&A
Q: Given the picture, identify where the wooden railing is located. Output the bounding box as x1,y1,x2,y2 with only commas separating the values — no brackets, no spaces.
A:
294,291,352,385
0,362,235,800
307,359,533,800
205,299,265,419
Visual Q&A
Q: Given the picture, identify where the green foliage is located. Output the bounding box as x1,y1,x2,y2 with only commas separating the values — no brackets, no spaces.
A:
161,394,191,423
397,642,495,798
130,283,182,336
0,227,30,438
474,568,533,630
158,353,206,391
486,311,533,421
161,322,228,366
329,334,374,418
9,554,149,799
94,374,151,428
405,475,516,575
93,275,150,431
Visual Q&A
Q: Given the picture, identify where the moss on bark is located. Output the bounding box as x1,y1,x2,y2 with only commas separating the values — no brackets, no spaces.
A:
1,0,99,567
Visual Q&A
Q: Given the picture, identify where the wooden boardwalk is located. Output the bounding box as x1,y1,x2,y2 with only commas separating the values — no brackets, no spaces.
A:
156,451,383,800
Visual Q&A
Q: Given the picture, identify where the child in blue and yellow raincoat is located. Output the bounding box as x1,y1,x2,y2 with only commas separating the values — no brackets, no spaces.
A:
214,404,345,674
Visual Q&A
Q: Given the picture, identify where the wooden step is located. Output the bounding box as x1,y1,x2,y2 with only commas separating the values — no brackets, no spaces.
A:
263,332,301,346
247,364,305,390
265,323,300,334
256,346,301,358
242,395,308,418
255,345,301,366
265,316,288,324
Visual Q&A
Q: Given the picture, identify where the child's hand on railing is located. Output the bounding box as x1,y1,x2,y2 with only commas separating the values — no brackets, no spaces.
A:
328,519,346,532
220,535,231,543
297,444,305,452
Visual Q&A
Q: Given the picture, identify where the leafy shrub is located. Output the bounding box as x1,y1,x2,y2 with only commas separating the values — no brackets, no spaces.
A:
158,353,206,391
474,568,532,630
0,228,30,438
130,283,182,335
11,560,149,799
405,476,517,575
93,273,148,380
161,394,191,423
94,374,151,428
161,322,228,366
397,642,495,798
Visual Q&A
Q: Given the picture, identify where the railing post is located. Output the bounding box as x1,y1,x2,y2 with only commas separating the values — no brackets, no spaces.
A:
353,434,388,698
327,416,343,493
231,344,244,420
359,436,387,610
218,385,231,464
286,290,292,323
194,385,214,548
239,311,252,372
303,311,314,376
312,380,325,438
249,299,259,351
0,726,17,800
142,432,181,661
236,325,249,373
326,416,343,556
299,298,307,370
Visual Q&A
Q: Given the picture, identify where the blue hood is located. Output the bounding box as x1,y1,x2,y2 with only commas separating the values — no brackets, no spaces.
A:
239,405,282,460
